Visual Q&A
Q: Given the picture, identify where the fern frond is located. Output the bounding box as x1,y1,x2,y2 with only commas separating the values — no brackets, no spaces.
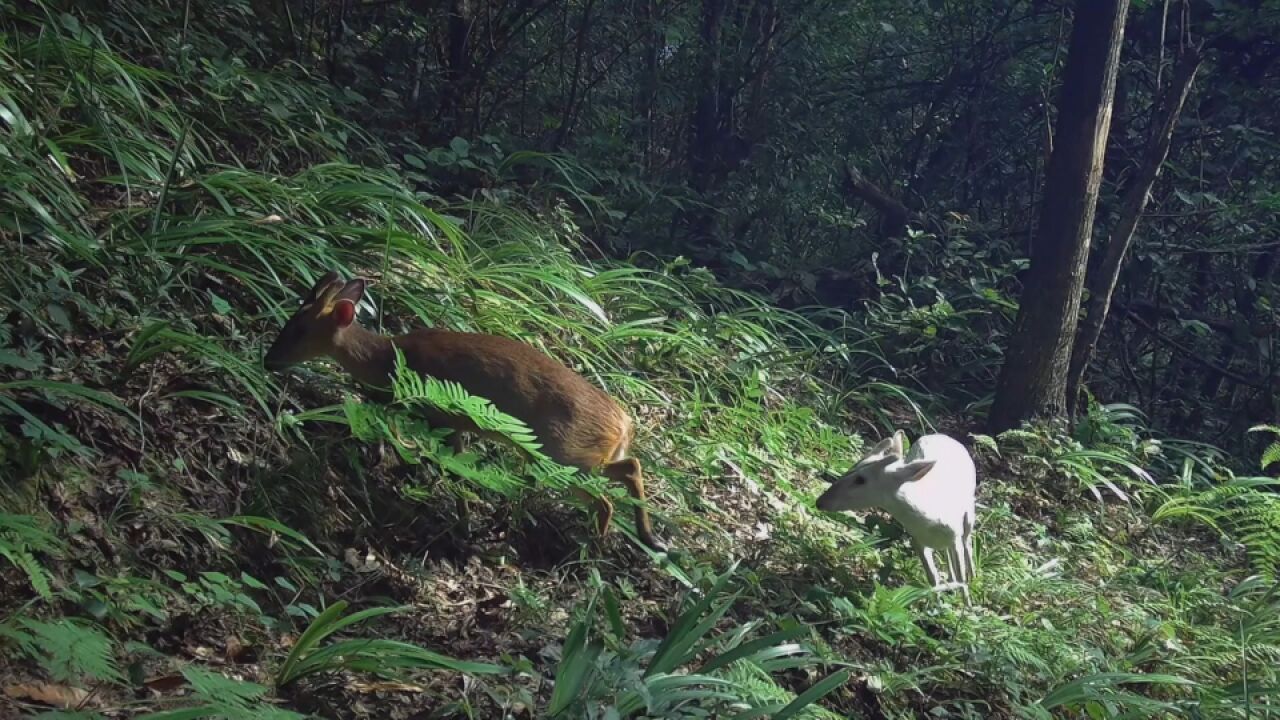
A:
0,513,64,600
342,349,611,506
390,348,548,461
182,666,270,708
10,618,123,685
0,545,54,599
1261,442,1280,470
1155,475,1280,577
1249,425,1280,470
142,667,309,720
345,399,525,496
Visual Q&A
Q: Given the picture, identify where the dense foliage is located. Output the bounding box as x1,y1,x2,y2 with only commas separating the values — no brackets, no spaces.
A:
245,0,1280,447
1,0,1279,718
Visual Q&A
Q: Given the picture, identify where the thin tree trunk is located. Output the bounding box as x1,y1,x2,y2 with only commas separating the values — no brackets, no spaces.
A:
1066,48,1202,419
988,0,1130,433
640,0,659,170
325,0,348,83
682,0,726,243
690,0,724,195
438,0,472,135
551,0,596,149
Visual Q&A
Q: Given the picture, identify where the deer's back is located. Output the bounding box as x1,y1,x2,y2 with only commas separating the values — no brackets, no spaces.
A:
394,329,631,470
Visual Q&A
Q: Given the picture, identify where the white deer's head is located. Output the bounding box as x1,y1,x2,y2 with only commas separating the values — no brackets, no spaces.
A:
815,429,937,512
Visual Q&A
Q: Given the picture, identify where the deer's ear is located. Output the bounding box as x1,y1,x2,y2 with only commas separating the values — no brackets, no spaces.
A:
332,299,356,327
335,278,368,304
307,271,344,302
855,454,896,475
889,429,907,457
891,459,935,483
865,435,895,456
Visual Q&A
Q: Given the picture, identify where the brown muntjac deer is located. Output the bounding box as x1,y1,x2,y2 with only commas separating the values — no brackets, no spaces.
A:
263,271,663,550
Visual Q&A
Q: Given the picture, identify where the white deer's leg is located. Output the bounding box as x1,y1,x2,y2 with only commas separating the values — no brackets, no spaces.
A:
946,543,964,585
950,534,972,604
917,544,942,588
930,553,966,594
963,519,976,583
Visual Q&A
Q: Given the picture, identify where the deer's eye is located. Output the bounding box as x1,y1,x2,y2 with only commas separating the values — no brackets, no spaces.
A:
853,476,866,486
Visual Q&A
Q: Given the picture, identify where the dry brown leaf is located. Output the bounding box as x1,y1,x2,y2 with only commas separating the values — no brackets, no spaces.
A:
4,682,92,709
143,674,187,693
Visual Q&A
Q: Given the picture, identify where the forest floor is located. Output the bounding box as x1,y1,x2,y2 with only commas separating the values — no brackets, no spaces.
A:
2,4,1278,720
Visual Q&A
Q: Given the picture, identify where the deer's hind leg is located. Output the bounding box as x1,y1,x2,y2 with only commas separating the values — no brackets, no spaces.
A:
963,512,976,582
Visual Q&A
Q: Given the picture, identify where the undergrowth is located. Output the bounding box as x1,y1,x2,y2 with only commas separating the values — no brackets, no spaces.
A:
1,2,1278,718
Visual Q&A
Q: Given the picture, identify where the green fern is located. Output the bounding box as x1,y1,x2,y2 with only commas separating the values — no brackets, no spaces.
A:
1152,476,1280,576
0,513,63,600
1249,424,1280,470
343,348,602,501
970,433,999,456
1149,429,1280,579
1263,445,1280,471
344,399,528,496
389,347,547,461
183,666,274,708
1,618,123,685
1232,489,1280,574
134,667,307,720
720,662,846,720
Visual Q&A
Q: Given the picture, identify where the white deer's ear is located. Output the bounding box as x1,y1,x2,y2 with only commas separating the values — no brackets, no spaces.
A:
889,429,907,457
890,458,935,483
864,435,896,457
862,455,895,472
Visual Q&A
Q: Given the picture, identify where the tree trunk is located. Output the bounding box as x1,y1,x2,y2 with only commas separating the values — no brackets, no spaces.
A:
436,0,472,136
551,0,597,149
1065,48,1202,420
987,0,1130,433
639,0,659,171
325,0,349,83
689,0,725,197
681,0,727,245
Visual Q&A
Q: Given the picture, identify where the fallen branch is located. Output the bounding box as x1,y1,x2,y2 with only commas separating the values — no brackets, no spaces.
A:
841,161,919,237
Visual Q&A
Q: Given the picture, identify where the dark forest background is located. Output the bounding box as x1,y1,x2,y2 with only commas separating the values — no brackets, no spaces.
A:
233,0,1280,447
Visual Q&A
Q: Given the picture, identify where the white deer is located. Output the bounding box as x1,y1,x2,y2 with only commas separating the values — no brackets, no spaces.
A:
816,430,977,601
